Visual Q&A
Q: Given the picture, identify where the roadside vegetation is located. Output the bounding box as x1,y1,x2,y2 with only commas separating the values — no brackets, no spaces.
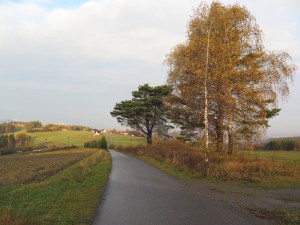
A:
116,141,300,189
0,149,111,225
248,208,300,225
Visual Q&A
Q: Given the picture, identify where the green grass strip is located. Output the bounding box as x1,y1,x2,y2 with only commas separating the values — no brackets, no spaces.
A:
0,150,111,225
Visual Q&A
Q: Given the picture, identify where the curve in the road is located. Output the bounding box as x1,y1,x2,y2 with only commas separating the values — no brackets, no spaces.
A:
93,150,267,225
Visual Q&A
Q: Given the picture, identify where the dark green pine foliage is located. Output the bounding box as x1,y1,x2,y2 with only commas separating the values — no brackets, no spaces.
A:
111,84,172,144
98,136,107,150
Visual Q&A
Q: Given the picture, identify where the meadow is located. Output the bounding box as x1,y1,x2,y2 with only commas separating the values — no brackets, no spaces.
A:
14,130,145,148
0,149,111,225
251,150,300,166
107,133,145,147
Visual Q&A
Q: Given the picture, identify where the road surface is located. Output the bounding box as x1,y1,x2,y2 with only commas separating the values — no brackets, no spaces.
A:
93,150,267,225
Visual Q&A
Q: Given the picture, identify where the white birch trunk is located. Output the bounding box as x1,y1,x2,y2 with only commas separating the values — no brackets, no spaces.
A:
204,21,212,176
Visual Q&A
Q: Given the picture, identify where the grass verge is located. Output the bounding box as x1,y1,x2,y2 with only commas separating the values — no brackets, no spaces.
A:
0,149,111,225
116,141,300,188
248,208,300,225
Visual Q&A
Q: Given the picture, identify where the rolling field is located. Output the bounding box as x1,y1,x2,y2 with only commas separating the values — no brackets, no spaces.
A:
108,133,145,147
0,149,111,225
23,130,99,147
14,130,145,148
250,150,300,166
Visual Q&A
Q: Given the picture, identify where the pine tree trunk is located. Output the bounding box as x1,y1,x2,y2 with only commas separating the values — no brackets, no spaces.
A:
147,133,152,145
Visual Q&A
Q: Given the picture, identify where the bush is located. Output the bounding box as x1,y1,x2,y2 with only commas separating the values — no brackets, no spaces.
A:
99,136,107,150
84,136,107,150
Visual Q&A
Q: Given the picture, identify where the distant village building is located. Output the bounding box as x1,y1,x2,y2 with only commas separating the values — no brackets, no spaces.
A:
92,129,107,136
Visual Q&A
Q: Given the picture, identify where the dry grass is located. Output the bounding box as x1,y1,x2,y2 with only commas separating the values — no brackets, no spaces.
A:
0,208,37,225
116,141,300,184
0,149,96,186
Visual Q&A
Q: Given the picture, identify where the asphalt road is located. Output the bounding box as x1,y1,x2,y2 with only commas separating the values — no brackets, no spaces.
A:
93,150,267,225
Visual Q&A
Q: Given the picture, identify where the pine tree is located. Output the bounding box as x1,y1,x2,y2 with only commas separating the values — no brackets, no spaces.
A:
111,84,172,144
98,136,108,150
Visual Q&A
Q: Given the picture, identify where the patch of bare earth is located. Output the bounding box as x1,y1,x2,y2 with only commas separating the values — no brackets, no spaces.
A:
0,149,95,186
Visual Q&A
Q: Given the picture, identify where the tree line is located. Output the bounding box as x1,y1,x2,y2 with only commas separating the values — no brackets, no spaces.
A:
111,2,296,153
256,139,299,151
0,122,16,135
0,133,34,155
24,121,93,133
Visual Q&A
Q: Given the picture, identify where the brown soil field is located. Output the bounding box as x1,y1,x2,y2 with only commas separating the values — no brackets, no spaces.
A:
0,148,96,186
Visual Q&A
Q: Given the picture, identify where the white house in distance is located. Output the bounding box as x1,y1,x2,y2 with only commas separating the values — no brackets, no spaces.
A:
92,129,107,136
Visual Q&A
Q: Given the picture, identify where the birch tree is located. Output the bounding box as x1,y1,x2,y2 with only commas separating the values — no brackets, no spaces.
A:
166,2,296,153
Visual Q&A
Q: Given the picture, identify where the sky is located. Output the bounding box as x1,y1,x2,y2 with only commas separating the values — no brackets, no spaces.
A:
0,0,299,138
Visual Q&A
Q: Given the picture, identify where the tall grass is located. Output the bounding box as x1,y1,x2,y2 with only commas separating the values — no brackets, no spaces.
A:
0,208,36,225
116,141,299,185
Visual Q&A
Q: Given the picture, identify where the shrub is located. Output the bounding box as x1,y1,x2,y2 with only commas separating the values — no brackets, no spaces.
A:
84,136,107,150
99,136,107,150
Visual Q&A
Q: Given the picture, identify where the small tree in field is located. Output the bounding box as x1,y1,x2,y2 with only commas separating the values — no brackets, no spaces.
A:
99,136,108,150
111,84,172,145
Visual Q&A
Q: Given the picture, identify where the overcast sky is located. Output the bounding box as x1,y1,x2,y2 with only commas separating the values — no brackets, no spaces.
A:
0,0,299,138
